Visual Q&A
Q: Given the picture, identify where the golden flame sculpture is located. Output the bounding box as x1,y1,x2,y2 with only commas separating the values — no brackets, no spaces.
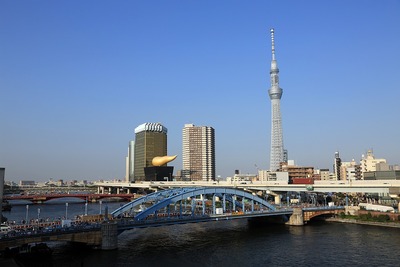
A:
152,155,177,166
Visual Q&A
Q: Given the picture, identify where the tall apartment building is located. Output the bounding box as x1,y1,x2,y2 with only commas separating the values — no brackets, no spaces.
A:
125,140,135,182
182,124,215,181
340,160,362,181
334,151,342,180
133,123,168,181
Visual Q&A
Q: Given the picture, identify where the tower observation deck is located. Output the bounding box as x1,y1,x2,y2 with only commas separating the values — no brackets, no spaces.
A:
268,28,284,171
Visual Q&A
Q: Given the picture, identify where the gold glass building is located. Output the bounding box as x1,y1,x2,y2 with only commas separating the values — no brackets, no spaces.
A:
133,123,168,181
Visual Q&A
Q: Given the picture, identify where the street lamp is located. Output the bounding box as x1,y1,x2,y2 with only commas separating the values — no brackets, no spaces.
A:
65,202,69,220
25,205,29,224
99,200,102,214
85,199,88,216
37,208,40,225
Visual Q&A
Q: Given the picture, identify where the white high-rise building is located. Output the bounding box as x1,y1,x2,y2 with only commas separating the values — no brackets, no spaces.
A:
268,28,284,171
125,140,135,182
182,124,215,181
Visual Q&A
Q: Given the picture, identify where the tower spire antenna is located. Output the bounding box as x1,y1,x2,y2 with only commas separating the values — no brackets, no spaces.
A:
268,28,284,171
270,28,275,60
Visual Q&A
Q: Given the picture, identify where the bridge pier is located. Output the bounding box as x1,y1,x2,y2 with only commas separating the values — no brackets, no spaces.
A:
286,207,304,226
101,221,118,250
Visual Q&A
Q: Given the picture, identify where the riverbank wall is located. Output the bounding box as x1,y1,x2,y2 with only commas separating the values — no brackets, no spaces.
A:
326,217,400,228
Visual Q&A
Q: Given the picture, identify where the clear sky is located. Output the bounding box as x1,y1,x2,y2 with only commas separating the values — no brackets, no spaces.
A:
1,1,400,182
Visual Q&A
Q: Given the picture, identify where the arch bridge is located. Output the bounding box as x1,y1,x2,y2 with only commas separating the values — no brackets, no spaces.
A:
0,187,345,251
303,207,343,222
112,187,277,222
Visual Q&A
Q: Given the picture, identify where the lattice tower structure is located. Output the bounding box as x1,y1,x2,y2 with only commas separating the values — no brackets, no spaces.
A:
268,28,284,171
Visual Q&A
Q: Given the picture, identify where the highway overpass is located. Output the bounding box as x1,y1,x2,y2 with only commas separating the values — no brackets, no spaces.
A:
95,180,400,196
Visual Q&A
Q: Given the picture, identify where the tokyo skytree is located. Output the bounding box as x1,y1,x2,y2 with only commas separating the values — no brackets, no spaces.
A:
268,28,284,171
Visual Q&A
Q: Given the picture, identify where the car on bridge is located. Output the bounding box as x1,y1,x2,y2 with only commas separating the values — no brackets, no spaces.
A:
0,224,11,233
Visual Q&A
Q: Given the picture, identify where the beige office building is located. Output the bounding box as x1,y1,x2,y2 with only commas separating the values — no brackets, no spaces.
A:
360,150,386,179
182,124,215,181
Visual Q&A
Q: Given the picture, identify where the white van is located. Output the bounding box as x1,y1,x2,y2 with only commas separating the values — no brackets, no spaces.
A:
0,224,11,233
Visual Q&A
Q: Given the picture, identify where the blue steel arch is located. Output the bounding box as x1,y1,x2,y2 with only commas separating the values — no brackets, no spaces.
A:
111,187,275,220
111,188,195,217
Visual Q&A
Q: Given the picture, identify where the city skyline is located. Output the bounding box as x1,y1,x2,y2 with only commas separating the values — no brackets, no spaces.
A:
2,1,400,181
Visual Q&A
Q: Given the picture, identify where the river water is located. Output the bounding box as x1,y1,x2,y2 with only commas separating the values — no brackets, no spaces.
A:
2,200,400,267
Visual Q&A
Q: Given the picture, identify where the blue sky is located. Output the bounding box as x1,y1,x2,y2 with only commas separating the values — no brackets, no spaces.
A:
1,1,400,182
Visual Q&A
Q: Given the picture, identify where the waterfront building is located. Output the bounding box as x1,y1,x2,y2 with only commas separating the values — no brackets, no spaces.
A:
257,169,289,183
0,167,4,220
281,162,314,184
125,140,135,182
360,150,386,179
125,154,129,182
334,151,342,180
227,173,258,183
340,160,362,181
268,28,285,171
375,162,390,171
133,123,168,181
182,124,215,181
19,180,36,187
364,170,400,180
319,169,330,181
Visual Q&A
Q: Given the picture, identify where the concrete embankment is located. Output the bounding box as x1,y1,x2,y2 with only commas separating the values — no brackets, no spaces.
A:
326,217,400,228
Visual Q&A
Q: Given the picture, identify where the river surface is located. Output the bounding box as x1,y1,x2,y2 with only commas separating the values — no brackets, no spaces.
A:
2,200,400,267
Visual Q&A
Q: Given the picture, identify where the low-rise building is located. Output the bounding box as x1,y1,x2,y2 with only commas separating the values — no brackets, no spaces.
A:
258,170,289,183
19,180,36,187
364,170,400,180
281,162,314,184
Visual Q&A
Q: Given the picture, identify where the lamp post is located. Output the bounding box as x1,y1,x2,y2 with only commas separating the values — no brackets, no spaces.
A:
65,202,69,220
85,199,88,216
37,208,40,226
25,205,29,224
99,200,102,214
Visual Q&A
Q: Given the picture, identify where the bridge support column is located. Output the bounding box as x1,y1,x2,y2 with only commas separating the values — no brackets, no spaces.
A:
286,207,304,226
212,194,216,214
274,195,281,205
101,221,118,250
267,190,281,205
223,194,226,212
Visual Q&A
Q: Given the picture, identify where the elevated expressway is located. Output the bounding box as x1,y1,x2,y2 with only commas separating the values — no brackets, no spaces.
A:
95,180,400,196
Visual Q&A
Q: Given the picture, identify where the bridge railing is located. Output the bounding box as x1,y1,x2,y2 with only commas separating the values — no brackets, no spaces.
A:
302,206,345,212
